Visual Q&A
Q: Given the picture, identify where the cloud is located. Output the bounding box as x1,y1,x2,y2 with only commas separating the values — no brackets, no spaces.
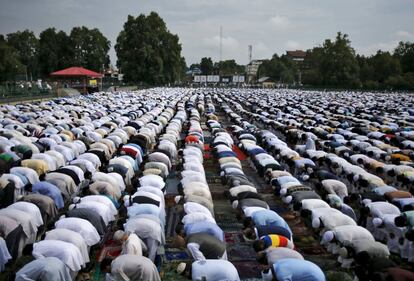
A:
202,35,239,50
358,40,399,55
269,15,290,30
1,0,414,66
395,30,414,40
286,40,300,50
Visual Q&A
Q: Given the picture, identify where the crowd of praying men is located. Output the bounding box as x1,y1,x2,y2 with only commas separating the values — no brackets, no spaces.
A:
207,89,414,281
0,87,413,281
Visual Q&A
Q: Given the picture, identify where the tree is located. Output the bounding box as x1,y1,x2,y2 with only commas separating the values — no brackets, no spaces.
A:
214,59,245,76
115,12,184,84
200,57,213,75
302,47,324,85
0,36,24,81
7,30,39,79
394,41,414,73
303,32,360,87
370,51,401,83
69,26,110,72
257,54,297,83
38,28,73,76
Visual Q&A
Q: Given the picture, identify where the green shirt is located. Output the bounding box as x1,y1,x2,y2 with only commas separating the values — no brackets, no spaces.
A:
404,210,414,227
0,153,13,162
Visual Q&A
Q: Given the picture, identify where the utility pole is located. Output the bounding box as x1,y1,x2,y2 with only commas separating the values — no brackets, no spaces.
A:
101,64,104,92
220,26,223,62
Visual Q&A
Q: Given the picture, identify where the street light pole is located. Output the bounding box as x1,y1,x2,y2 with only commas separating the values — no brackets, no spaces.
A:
101,64,104,92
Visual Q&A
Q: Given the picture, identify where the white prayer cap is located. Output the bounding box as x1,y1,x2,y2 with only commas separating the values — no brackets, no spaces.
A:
302,175,310,181
372,217,383,227
362,199,372,206
312,218,321,229
174,195,182,204
232,200,239,209
322,231,334,244
280,188,287,196
353,174,360,183
282,195,293,204
113,230,125,241
73,196,81,204
68,204,76,211
261,269,273,281
177,262,187,274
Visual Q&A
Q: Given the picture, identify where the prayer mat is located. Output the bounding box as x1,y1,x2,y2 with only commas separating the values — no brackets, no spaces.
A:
231,261,262,279
227,243,257,261
225,231,245,244
164,248,190,261
232,145,247,160
96,244,122,262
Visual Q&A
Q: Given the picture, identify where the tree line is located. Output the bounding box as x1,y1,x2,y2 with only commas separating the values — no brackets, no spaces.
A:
0,12,186,86
258,32,414,90
0,27,110,82
189,57,245,76
2,12,413,90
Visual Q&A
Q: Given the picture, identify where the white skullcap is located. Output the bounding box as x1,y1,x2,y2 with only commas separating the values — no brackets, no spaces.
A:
322,231,334,244
68,204,76,211
73,196,81,204
353,175,360,183
372,217,383,227
302,175,310,181
177,262,187,274
232,200,239,209
220,171,225,177
280,188,288,196
362,199,372,206
113,230,125,241
174,195,182,204
312,218,321,229
282,195,293,204
261,269,273,281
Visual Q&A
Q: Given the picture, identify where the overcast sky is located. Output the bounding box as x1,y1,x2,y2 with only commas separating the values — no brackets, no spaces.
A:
1,0,413,66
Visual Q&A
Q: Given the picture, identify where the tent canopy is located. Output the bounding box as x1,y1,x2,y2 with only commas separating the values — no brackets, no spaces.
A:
50,67,103,78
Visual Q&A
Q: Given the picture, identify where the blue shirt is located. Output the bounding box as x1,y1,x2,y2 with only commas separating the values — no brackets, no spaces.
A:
251,210,292,235
256,225,292,240
32,181,65,209
248,148,267,156
15,257,72,281
184,221,224,242
12,172,29,186
218,151,237,158
127,203,165,225
273,258,325,281
277,176,300,186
